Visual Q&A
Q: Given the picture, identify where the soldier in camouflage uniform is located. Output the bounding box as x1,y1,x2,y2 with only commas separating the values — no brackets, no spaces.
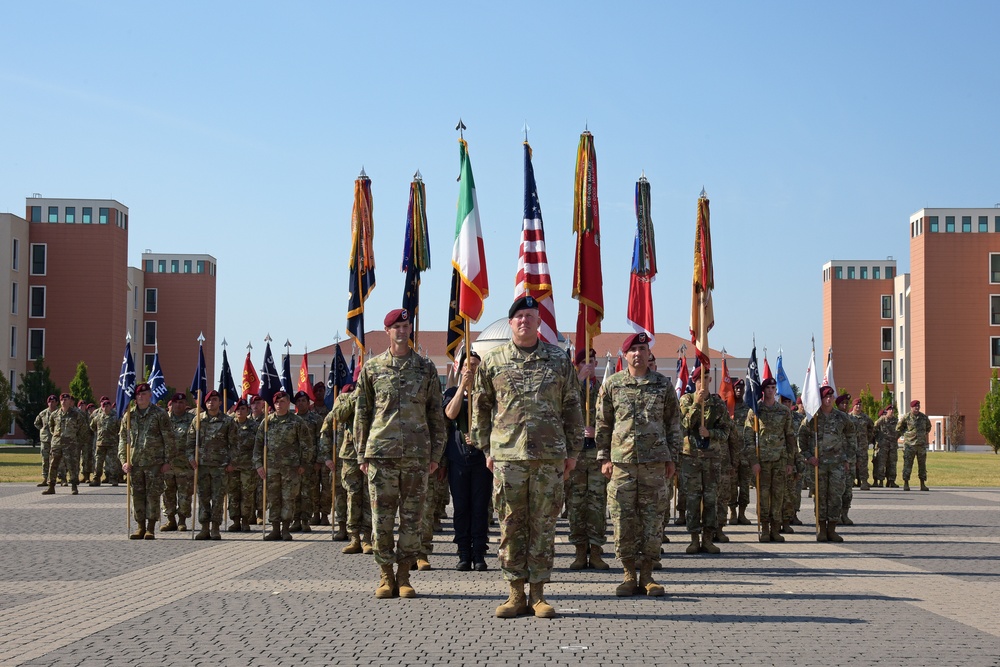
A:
42,393,92,495
472,296,583,619
251,395,267,524
417,444,449,570
355,309,445,599
745,378,796,542
714,415,741,544
226,399,258,531
160,393,195,531
322,386,373,554
596,332,680,597
835,394,857,526
566,348,609,571
89,399,121,486
292,391,322,534
798,386,855,542
187,390,238,540
678,365,735,555
119,383,176,539
872,405,899,487
253,390,313,541
34,395,58,487
897,399,932,491
79,400,97,484
781,396,806,529
730,380,753,525
310,382,342,532
850,399,874,490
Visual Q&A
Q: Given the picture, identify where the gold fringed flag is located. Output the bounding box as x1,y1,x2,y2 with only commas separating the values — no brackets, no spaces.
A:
689,191,714,368
347,169,376,356
572,131,604,350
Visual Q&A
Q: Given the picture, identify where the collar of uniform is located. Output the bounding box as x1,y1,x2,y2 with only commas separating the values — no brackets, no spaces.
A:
507,339,547,360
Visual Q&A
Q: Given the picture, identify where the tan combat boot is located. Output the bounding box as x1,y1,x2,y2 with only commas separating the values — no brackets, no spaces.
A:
41,481,56,495
759,521,771,543
263,522,282,541
195,522,211,540
375,563,396,599
143,519,156,540
638,560,665,597
161,514,178,532
569,544,588,570
616,559,639,597
700,529,720,554
416,554,432,571
714,525,730,543
816,521,828,542
361,530,374,554
495,579,528,618
342,533,363,554
210,522,222,540
685,532,701,554
827,521,844,543
177,515,188,531
588,545,609,570
129,521,147,540
769,521,784,543
396,559,416,598
528,582,555,618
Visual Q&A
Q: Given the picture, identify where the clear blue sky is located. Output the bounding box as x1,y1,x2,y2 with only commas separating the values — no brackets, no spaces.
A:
3,1,998,382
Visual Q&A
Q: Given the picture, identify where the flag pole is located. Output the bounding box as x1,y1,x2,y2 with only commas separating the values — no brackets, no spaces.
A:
754,415,762,539
262,401,269,540
125,408,132,538
331,383,339,540
813,417,821,536
192,388,201,540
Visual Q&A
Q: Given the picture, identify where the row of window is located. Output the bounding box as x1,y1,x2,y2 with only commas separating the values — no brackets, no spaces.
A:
828,265,896,281
8,284,46,317
28,205,127,229
913,215,1000,237
142,258,215,275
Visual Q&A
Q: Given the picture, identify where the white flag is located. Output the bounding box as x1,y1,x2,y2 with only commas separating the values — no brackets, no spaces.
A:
802,348,822,420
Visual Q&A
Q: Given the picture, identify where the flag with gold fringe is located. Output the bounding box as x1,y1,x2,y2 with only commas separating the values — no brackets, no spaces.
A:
347,169,376,356
572,130,604,352
689,192,714,368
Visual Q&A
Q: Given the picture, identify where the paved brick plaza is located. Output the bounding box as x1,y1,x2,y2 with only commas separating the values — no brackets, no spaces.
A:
0,483,997,667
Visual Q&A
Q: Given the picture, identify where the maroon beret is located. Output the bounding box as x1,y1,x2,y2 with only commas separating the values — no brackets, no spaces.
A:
733,378,745,388
234,399,249,409
691,365,705,381
852,398,862,408
820,386,835,398
910,400,920,408
341,383,355,393
761,377,777,389
835,394,850,407
621,332,650,354
204,390,220,401
575,348,597,365
384,308,410,327
272,390,289,402
100,399,111,406
47,394,58,402
169,392,186,403
135,384,151,394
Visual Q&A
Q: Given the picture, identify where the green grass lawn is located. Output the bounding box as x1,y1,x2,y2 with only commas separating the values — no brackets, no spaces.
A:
0,446,45,484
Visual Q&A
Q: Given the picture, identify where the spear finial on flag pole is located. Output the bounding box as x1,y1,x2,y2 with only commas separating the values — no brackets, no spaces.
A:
522,121,529,142
456,118,466,139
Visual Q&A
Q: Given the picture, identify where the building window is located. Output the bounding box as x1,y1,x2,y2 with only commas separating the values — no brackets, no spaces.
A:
9,326,15,358
184,260,192,273
881,295,892,319
847,266,855,279
170,260,179,273
881,327,893,351
928,216,938,232
30,286,45,318
123,213,128,230
886,266,894,279
210,263,215,276
82,207,92,224
144,259,153,272
29,206,41,222
158,260,166,273
143,353,156,374
899,325,904,349
28,329,44,360
47,206,58,223
882,359,893,384
980,216,989,233
860,266,868,279
144,321,157,346
12,239,18,271
996,217,1000,233
991,254,1000,284
873,266,880,280
145,288,157,313
99,208,109,224
993,338,1000,368
992,296,1000,326
962,216,972,232
945,216,955,232
899,364,904,382
197,260,205,274
29,244,46,276
898,292,904,316
10,283,16,315
65,207,75,223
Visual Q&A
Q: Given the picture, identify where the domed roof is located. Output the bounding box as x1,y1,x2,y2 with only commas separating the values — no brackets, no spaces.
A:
472,318,568,356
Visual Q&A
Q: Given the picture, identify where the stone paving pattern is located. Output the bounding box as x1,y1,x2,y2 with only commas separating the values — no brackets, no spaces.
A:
0,483,997,666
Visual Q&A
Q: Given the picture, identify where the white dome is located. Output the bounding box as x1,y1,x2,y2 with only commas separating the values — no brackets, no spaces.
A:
472,318,569,356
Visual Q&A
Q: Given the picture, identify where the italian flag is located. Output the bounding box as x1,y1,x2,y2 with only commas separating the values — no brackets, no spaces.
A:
452,138,489,322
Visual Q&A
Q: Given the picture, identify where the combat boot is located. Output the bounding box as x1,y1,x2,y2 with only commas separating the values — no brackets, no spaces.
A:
473,552,488,571
920,481,930,492
674,512,686,526
289,519,302,532
342,533,363,554
396,560,416,598
737,506,752,525
588,545,609,570
841,511,854,526
729,506,738,525
319,513,330,526
177,515,188,531
89,475,102,487
860,480,871,490
714,525,730,543
700,529,721,554
415,554,431,571
143,519,156,540
887,480,898,488
661,531,671,544
41,481,56,495
528,582,555,618
569,544,588,570
616,559,639,597
685,532,701,554
280,521,293,541
495,579,528,617
210,522,222,540
780,520,794,534
639,560,665,597
300,520,312,533
375,563,396,599
309,512,321,526
333,521,348,541
37,478,48,487
903,480,910,491
161,514,178,532
263,522,282,541
790,515,803,525
769,521,785,543
361,530,373,554
241,515,253,532
129,522,147,540
816,521,828,542
873,479,882,488
827,521,843,543
759,521,771,543
81,474,90,484
71,482,79,495
195,522,211,540
228,518,241,532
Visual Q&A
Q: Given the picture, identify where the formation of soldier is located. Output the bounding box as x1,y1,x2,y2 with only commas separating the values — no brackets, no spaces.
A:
32,301,937,616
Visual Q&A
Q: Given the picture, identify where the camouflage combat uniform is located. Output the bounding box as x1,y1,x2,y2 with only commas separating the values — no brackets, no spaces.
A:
227,414,259,525
898,409,931,483
119,404,176,523
730,402,753,517
46,406,92,489
472,340,584,584
716,419,741,533
355,350,445,568
596,370,680,565
744,401,796,529
872,413,899,484
797,408,854,526
678,393,734,536
163,411,195,524
321,392,371,537
853,410,875,487
187,411,237,526
295,407,323,527
783,408,806,522
840,410,858,523
34,407,55,483
253,410,313,524
90,410,121,484
566,377,607,550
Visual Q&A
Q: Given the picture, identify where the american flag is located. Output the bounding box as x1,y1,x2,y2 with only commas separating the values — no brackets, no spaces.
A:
515,142,558,343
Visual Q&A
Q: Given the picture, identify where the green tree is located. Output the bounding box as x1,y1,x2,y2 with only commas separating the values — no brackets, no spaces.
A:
69,361,96,406
978,370,1000,454
13,357,60,445
0,372,12,436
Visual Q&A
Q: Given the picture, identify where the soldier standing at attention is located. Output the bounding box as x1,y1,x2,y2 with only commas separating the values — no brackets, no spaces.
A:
850,399,874,490
355,309,445,599
34,395,58,487
566,347,609,571
678,366,734,555
292,391,322,534
322,385,373,555
119,383,176,540
897,399,932,491
250,395,267,525
872,406,899,488
226,399,258,531
254,390,313,541
188,390,237,540
746,378,796,542
472,296,583,619
161,393,195,532
89,399,120,487
780,396,805,530
43,393,92,495
834,394,858,526
730,380,753,525
799,386,855,542
596,332,680,597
